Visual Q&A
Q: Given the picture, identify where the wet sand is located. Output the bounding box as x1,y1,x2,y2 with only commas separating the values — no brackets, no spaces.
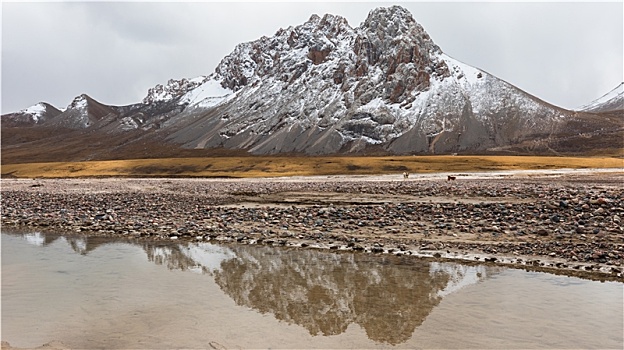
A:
2,169,624,282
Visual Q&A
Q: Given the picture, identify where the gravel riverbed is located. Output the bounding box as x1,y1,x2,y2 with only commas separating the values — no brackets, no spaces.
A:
2,170,623,281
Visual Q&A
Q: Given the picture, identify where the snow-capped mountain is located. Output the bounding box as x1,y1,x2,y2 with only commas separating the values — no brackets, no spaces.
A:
1,102,61,127
153,6,580,155
45,94,117,129
3,94,120,130
2,6,622,160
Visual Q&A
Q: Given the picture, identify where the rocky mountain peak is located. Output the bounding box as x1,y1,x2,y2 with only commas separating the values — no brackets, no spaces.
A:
42,93,121,129
67,94,89,110
359,5,440,57
213,11,356,93
212,5,447,98
351,6,449,104
361,5,418,37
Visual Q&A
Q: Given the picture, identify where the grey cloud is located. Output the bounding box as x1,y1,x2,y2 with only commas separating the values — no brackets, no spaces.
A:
2,2,622,114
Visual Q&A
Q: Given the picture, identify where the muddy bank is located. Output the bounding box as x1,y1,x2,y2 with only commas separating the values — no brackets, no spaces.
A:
2,170,623,281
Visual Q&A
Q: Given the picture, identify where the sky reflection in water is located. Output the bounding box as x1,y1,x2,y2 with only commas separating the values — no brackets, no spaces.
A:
2,231,622,349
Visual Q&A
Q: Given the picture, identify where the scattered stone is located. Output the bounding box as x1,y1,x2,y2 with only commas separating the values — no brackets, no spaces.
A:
536,229,549,236
1,174,622,276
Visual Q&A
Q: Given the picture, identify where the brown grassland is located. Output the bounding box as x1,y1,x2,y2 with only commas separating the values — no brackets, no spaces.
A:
1,155,622,178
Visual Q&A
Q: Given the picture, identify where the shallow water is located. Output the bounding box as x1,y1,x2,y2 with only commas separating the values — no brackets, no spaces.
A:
2,231,622,349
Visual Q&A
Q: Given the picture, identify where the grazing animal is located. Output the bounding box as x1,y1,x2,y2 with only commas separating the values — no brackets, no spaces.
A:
447,175,456,181
403,172,409,179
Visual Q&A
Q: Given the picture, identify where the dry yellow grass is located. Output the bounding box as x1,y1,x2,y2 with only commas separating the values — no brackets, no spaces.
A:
1,156,623,179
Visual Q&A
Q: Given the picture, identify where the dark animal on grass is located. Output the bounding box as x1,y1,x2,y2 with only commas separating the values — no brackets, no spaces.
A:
447,175,456,181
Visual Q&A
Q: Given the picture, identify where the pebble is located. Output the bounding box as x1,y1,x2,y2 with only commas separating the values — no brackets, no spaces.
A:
1,175,623,274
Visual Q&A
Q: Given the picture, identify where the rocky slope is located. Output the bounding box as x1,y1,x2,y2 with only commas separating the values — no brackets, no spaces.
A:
2,6,622,161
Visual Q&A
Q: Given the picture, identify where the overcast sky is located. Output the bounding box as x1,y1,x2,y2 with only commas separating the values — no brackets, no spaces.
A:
2,1,622,114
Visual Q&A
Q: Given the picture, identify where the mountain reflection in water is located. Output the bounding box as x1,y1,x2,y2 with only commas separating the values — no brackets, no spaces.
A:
10,231,492,345
212,246,490,344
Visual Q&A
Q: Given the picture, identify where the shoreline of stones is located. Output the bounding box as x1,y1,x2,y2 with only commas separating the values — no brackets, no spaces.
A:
2,176,623,281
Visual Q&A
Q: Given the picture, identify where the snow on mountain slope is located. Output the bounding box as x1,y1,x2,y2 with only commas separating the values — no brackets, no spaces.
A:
43,94,121,129
1,102,62,127
158,5,572,155
21,103,47,122
179,77,234,108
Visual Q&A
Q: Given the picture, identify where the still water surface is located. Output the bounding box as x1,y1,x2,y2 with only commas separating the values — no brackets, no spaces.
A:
2,231,622,349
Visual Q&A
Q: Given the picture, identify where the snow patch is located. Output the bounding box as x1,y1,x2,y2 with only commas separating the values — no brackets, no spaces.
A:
180,78,233,108
19,103,46,122
441,54,484,87
68,96,88,111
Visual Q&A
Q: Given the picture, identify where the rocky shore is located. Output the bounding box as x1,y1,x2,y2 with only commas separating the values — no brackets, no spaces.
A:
2,171,623,280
